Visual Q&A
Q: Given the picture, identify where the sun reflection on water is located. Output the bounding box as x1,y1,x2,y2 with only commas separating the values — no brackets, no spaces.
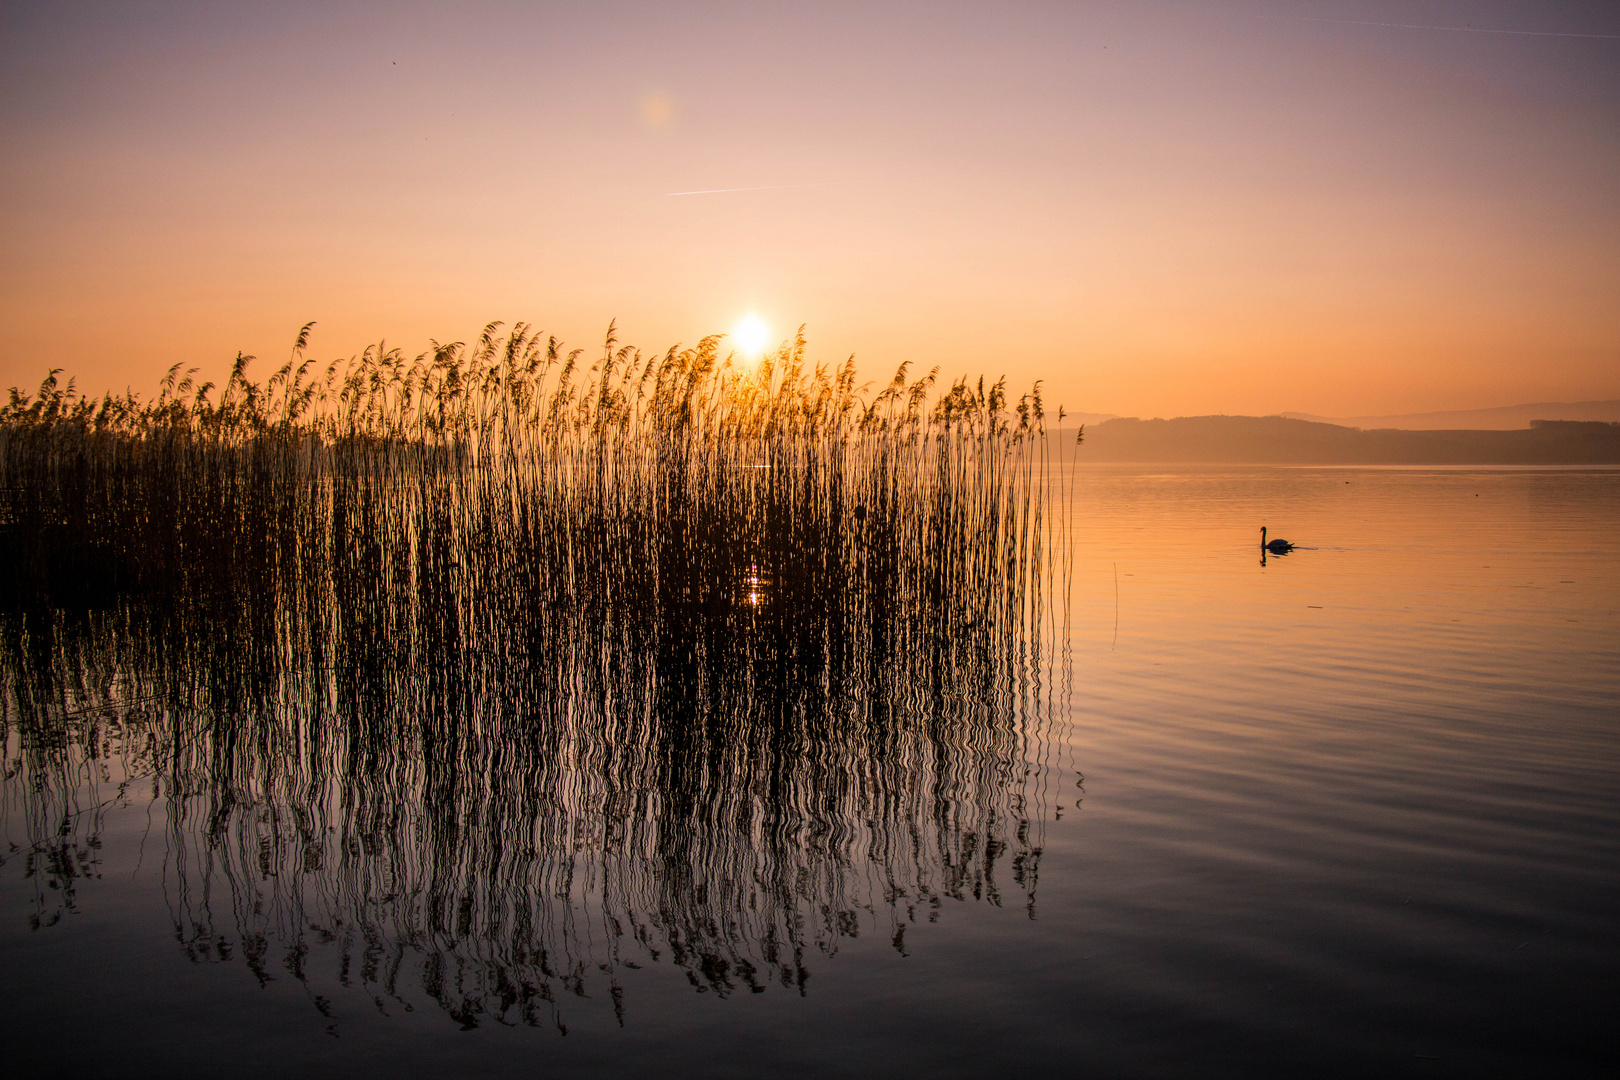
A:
743,563,766,606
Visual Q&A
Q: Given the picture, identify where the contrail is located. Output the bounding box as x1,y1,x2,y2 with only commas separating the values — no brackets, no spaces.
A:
665,181,849,197
1288,16,1620,40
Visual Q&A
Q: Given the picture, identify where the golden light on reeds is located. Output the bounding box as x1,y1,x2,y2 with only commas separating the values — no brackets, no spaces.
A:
0,319,1072,1025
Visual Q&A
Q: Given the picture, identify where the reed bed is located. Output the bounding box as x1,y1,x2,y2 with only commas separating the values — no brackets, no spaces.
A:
0,323,1074,1030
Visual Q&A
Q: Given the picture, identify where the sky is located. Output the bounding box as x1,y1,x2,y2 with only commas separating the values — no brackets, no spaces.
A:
2,0,1617,419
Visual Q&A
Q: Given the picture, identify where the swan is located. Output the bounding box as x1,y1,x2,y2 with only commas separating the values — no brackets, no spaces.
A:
1261,527,1294,554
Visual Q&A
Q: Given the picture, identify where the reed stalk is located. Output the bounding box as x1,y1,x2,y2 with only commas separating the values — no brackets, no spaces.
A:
0,322,1072,1029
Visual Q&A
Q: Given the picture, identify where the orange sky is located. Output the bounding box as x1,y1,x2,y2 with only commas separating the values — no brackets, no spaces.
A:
3,1,1617,418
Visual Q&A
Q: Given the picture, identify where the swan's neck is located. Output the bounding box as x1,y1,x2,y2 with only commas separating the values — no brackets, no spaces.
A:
1261,527,1267,546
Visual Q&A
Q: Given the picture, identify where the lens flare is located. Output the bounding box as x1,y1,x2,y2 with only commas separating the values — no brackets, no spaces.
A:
640,91,673,128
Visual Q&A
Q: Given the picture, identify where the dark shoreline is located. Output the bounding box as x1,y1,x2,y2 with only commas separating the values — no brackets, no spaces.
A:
1073,416,1620,465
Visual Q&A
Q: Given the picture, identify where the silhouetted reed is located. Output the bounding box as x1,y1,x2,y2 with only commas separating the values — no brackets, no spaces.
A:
1,323,1072,1029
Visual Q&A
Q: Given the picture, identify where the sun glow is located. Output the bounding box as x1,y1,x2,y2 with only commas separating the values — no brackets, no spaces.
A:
732,315,770,357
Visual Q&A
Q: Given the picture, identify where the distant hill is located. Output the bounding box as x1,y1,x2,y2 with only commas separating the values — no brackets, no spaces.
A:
1076,415,1620,464
1282,400,1620,430
1058,411,1120,427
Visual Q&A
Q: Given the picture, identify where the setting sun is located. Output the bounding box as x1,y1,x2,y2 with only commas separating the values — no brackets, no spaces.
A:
732,315,770,357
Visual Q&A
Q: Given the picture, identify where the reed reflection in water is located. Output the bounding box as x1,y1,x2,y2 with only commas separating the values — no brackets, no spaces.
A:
0,329,1069,1031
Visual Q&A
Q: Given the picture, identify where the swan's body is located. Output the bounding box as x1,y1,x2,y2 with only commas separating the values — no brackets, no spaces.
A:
1261,527,1294,554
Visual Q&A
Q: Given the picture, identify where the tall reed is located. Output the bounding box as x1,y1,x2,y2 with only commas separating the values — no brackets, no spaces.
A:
0,323,1074,1030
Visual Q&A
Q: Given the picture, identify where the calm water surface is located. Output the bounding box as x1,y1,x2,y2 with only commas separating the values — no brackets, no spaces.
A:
4,466,1616,1077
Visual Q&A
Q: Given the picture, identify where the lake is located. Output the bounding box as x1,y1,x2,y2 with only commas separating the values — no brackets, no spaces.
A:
4,465,1616,1078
